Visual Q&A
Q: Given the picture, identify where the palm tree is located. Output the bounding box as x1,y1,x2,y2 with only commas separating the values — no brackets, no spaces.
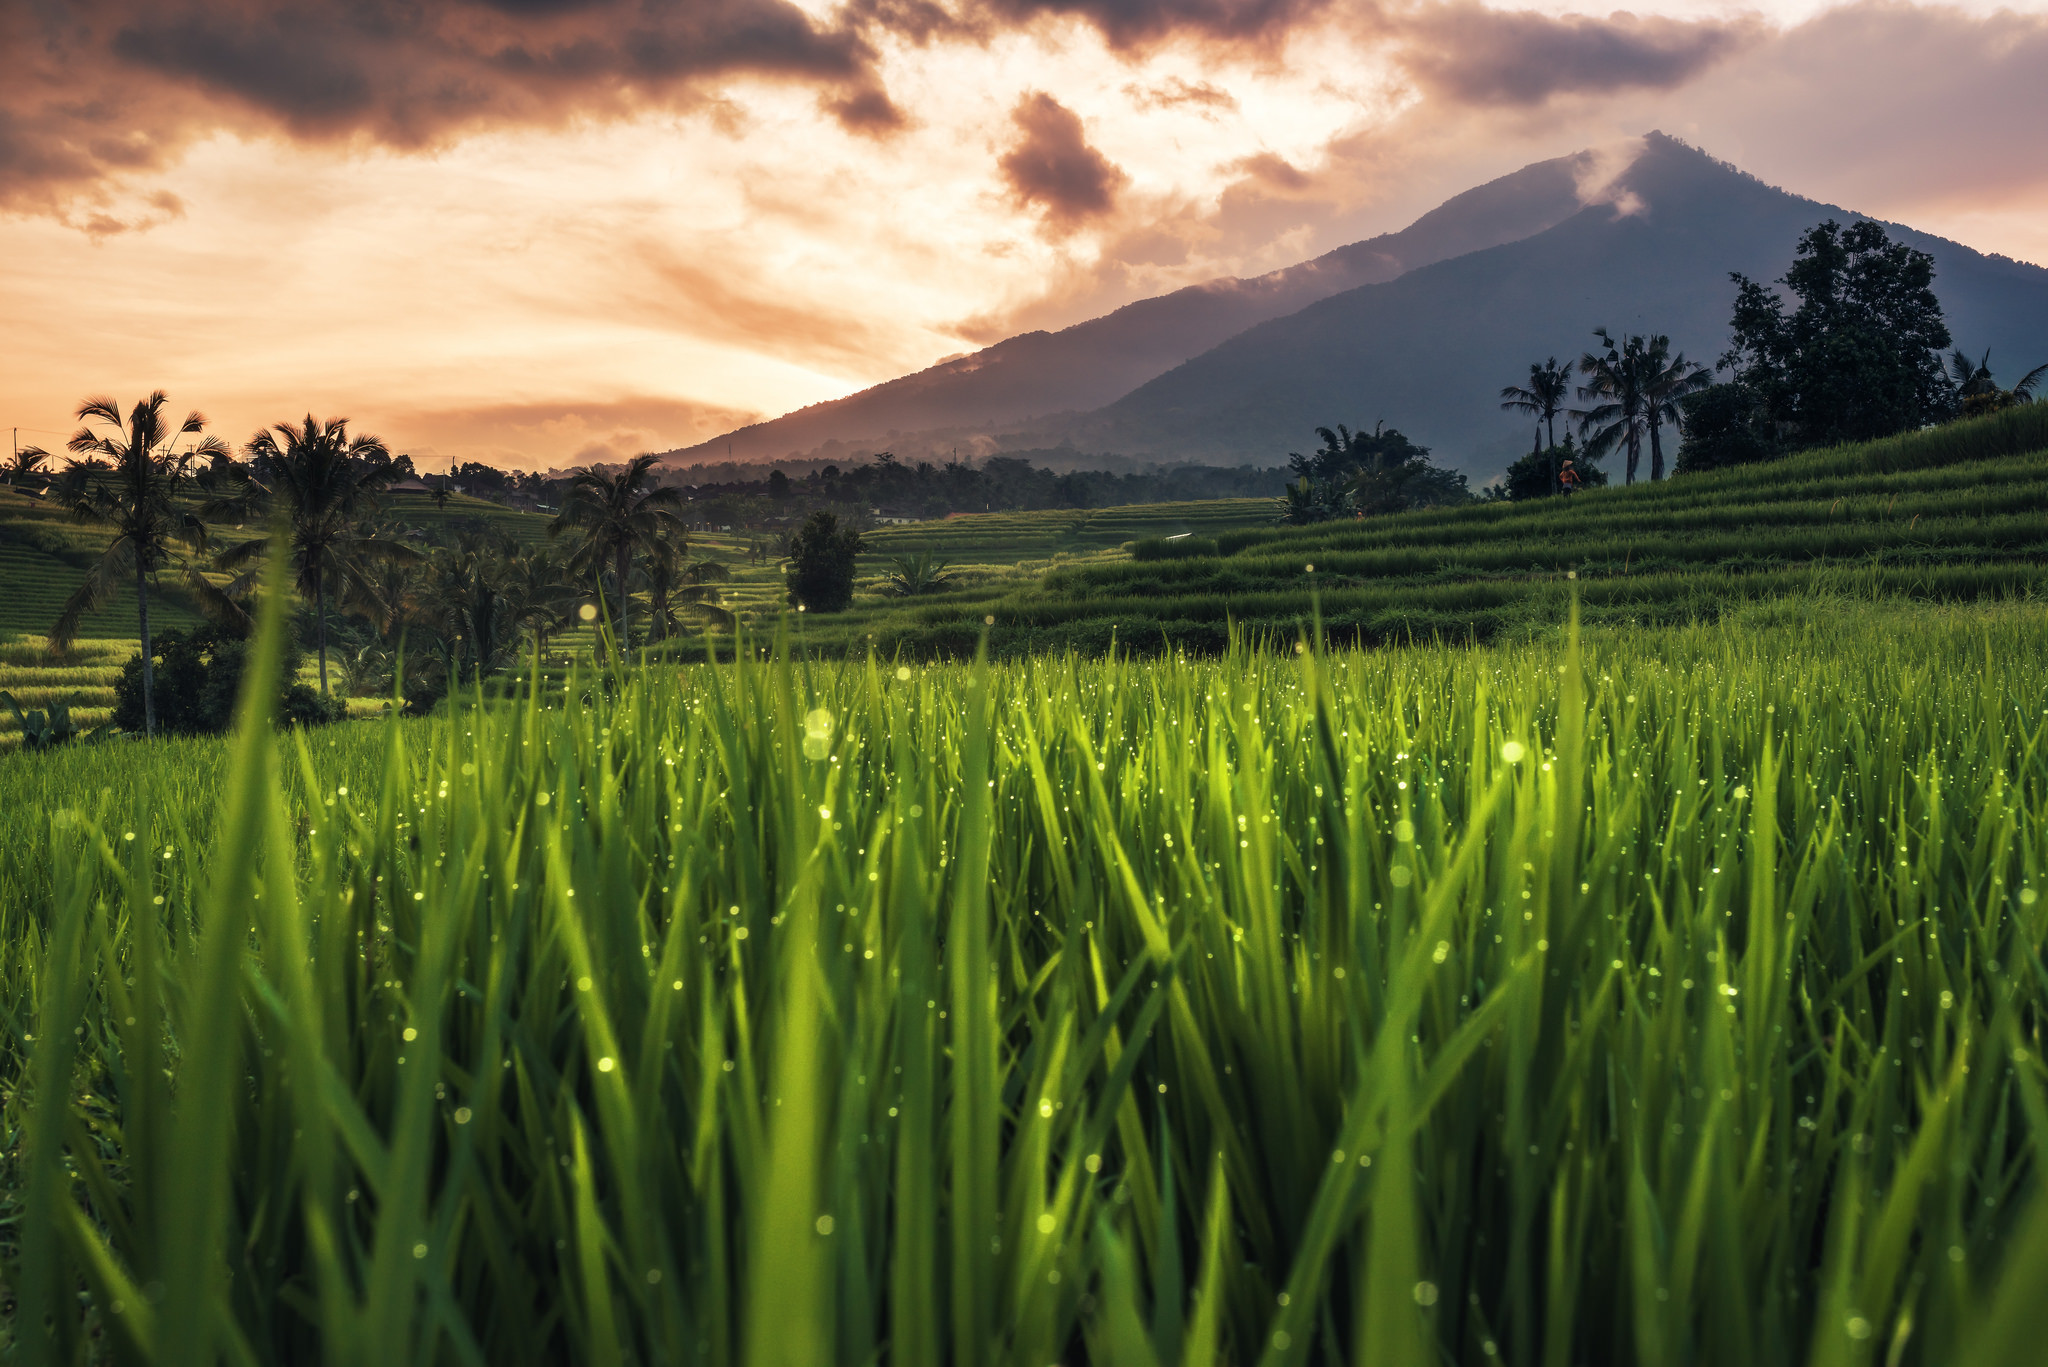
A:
642,535,737,639
2018,362,2048,405
205,414,420,695
548,454,686,652
50,393,233,736
1573,329,1653,484
1503,358,1574,449
1640,336,1713,481
884,552,956,597
501,545,576,656
1501,358,1572,491
4,444,52,489
1947,348,1998,404
1947,349,2048,417
422,534,525,683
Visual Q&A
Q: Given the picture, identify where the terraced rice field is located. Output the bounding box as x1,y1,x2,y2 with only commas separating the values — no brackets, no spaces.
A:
0,637,130,746
798,406,2048,658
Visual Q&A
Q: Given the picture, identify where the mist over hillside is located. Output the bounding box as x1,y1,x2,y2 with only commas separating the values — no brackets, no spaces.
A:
668,134,2048,480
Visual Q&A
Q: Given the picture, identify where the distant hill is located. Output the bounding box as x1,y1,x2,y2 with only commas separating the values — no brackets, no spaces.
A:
672,134,2048,480
659,151,1594,464
1063,135,2048,471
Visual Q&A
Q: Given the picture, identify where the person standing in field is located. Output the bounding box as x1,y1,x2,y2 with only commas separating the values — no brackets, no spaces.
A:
1558,458,1583,495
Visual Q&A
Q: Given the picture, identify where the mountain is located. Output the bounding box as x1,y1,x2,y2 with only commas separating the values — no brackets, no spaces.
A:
659,152,1595,464
1062,134,2048,472
670,133,2048,478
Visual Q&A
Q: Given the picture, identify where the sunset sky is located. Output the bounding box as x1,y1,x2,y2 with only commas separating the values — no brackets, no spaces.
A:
4,1,2046,470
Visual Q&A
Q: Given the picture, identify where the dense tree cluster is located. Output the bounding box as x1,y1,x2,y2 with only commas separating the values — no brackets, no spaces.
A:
1722,219,1954,448
679,451,1287,528
1277,424,1468,524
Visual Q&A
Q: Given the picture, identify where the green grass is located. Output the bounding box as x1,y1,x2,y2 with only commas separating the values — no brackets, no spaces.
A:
2,594,2047,1364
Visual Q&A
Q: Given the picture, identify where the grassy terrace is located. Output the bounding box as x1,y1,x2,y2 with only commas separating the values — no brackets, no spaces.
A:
826,406,2048,657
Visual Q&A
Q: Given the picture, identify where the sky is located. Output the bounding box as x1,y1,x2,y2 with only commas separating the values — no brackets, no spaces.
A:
3,0,2046,470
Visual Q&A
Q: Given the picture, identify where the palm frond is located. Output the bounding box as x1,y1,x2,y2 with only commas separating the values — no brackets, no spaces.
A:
49,543,133,652
75,396,123,428
181,567,253,637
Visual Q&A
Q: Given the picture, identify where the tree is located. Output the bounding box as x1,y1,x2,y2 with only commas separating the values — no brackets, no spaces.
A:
1573,329,1653,484
419,533,535,683
4,444,52,489
205,414,420,696
1640,336,1714,481
49,392,234,737
1723,219,1952,445
110,624,341,735
1285,423,1465,516
548,453,686,650
643,537,734,638
1500,358,1573,493
784,511,864,612
1497,434,1605,500
1946,349,2048,418
1673,383,1779,474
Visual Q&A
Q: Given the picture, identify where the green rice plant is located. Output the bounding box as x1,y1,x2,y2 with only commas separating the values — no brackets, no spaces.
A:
2,596,2047,1364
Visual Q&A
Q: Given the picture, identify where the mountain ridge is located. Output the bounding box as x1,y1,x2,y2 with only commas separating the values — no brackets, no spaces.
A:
663,133,2048,477
658,149,1599,465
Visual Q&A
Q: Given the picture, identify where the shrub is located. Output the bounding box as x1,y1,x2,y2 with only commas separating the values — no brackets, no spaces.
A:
111,626,343,735
785,511,864,613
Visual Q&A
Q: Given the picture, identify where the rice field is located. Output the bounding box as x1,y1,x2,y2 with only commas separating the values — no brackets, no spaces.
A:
823,405,2048,659
3,587,2046,1365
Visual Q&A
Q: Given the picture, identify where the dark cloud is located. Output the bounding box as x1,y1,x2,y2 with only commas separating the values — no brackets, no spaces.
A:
1389,6,1760,107
974,0,1329,50
0,0,889,211
1125,76,1239,113
823,85,910,134
998,92,1129,230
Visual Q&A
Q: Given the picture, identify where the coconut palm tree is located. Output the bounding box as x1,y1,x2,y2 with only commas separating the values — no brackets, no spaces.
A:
422,534,526,682
50,392,235,736
1573,329,1654,484
1640,336,1714,482
4,444,52,489
1502,358,1574,449
644,537,736,638
204,414,421,695
548,454,686,651
1501,358,1573,491
2018,362,2048,405
1947,349,2048,417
